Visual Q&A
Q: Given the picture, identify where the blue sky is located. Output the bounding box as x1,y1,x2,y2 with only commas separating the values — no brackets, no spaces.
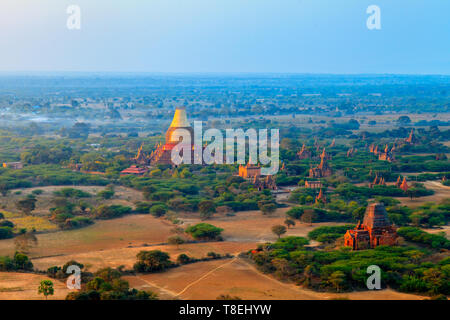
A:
0,0,448,74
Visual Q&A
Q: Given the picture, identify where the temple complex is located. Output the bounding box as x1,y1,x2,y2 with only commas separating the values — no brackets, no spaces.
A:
378,144,395,162
252,175,277,191
149,107,195,165
344,203,398,250
238,161,277,190
309,148,332,178
369,174,386,188
370,144,395,162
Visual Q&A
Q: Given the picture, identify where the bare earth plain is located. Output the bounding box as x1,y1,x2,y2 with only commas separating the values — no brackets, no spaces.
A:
0,194,436,300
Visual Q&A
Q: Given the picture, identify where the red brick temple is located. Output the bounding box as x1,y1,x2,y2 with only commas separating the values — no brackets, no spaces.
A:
344,203,398,250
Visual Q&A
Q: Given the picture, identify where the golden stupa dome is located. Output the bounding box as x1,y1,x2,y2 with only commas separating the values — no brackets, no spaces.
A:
170,107,190,128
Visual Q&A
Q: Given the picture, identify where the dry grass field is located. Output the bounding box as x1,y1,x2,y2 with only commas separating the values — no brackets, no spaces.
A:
0,183,447,300
0,272,71,300
0,214,174,258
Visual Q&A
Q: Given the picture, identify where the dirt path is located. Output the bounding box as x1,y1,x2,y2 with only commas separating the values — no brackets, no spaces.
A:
126,256,426,300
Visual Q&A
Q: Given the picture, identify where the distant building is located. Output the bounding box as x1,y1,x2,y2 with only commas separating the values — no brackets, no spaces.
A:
344,203,398,250
395,175,402,188
239,162,261,179
405,129,419,145
346,147,356,157
315,188,326,204
134,144,149,165
369,174,386,188
399,177,409,192
329,139,335,148
305,181,322,189
2,162,23,169
252,175,277,191
378,144,395,162
309,148,332,178
120,165,148,176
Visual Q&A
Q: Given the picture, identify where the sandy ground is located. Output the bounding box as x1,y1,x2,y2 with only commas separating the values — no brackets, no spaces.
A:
395,180,450,208
0,272,72,300
125,258,426,300
0,187,446,300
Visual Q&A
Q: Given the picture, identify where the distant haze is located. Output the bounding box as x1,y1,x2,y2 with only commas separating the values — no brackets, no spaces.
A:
0,0,449,74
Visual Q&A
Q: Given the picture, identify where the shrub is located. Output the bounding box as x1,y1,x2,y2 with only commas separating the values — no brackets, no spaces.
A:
13,252,33,270
135,202,152,214
185,223,223,240
206,252,222,259
0,227,13,239
397,227,450,249
0,256,15,271
150,204,167,217
177,254,192,264
133,250,172,273
0,220,14,228
63,217,94,230
54,188,91,198
308,225,355,241
94,205,132,219
97,189,114,200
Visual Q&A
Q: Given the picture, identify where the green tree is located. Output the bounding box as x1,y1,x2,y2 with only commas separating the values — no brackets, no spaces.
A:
328,271,346,292
185,223,223,240
198,200,216,220
134,250,172,273
38,280,54,300
397,115,411,124
271,225,287,239
150,204,167,217
284,219,296,229
260,203,277,215
286,207,304,219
